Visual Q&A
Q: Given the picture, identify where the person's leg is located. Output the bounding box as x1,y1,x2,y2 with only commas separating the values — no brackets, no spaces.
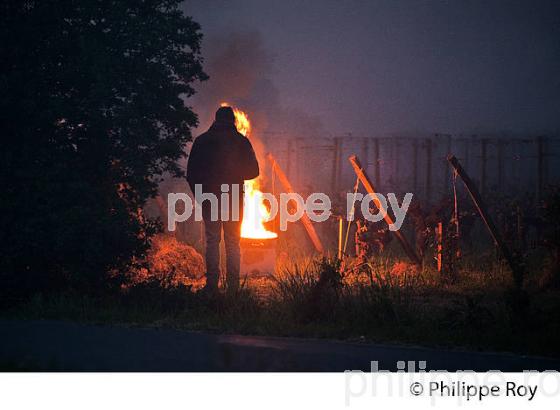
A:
223,219,241,292
223,193,243,292
202,203,221,291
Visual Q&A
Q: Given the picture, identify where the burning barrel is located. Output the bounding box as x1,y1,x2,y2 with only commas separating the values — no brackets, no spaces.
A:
240,179,278,277
240,236,277,276
226,103,279,277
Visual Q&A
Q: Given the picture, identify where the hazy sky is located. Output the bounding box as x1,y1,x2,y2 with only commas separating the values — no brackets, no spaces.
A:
183,0,560,135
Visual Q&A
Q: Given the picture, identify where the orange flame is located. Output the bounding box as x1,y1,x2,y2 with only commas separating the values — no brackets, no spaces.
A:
241,179,277,239
222,103,277,239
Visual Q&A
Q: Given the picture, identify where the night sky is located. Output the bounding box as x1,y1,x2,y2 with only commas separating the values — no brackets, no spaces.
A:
183,0,560,136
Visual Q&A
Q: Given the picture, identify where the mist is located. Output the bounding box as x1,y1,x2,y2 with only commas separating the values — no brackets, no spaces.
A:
184,0,560,136
190,30,324,139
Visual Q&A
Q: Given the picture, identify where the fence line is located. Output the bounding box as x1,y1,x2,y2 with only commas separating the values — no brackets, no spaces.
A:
261,134,560,203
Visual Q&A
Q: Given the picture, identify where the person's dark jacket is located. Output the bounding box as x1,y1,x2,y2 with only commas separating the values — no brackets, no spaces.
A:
187,121,259,194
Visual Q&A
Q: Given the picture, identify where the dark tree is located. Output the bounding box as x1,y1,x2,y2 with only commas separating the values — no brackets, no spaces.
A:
0,0,207,299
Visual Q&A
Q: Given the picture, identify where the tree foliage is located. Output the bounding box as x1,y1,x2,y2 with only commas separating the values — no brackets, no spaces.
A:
0,0,207,299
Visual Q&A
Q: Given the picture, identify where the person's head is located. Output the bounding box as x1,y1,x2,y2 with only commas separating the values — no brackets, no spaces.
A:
215,106,235,125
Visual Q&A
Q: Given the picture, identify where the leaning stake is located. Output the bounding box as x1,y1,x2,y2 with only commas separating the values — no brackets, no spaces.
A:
447,154,523,289
267,153,324,253
348,155,422,266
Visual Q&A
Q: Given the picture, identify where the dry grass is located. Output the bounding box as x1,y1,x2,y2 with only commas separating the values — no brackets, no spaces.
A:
8,243,560,358
126,234,205,288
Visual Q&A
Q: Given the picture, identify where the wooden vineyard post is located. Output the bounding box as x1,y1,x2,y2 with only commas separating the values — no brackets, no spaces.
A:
267,153,325,253
425,138,432,200
447,155,524,289
442,134,452,194
436,222,443,273
480,138,488,196
331,137,341,194
497,139,504,189
338,216,343,260
361,138,369,174
348,155,422,266
413,139,419,193
436,221,456,279
336,137,343,192
373,138,380,188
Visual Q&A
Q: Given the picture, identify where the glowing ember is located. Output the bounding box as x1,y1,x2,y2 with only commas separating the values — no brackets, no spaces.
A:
222,103,277,239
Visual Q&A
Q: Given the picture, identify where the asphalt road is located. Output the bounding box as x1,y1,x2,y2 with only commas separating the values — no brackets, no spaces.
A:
0,319,558,371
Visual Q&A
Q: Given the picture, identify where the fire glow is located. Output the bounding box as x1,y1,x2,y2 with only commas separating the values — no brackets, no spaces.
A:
222,103,277,239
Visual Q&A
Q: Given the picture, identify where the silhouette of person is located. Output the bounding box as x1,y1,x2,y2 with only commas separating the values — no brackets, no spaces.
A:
187,106,259,295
